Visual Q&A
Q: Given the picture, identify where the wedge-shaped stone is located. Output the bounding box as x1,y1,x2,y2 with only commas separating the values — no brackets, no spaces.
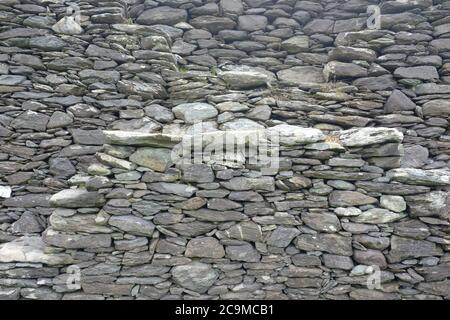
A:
388,236,443,263
50,189,105,208
388,168,450,186
171,262,218,293
339,127,403,147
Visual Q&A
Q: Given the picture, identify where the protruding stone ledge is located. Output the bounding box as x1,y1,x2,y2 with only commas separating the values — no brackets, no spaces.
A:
104,126,403,149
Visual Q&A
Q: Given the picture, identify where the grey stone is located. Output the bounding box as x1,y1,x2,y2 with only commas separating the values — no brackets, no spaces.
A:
328,46,377,62
329,191,377,207
0,236,72,265
324,61,368,80
104,131,181,148
50,210,111,234
422,99,450,117
219,66,274,89
0,75,26,85
238,15,268,32
267,124,324,145
185,237,225,258
11,111,49,131
220,177,275,191
388,168,450,186
388,236,443,263
184,209,246,222
12,212,44,234
394,66,439,80
351,208,406,224
50,189,105,208
339,128,403,147
384,90,416,113
47,111,73,129
149,183,197,197
380,195,406,213
3,194,51,208
129,147,173,172
277,66,325,88
171,262,218,293
136,7,187,26
224,221,263,242
43,229,111,249
172,103,218,124
226,243,261,262
281,36,309,53
301,212,341,233
405,192,450,219
190,16,236,34
322,254,354,270
266,226,300,247
86,44,134,63
30,35,66,51
296,234,352,256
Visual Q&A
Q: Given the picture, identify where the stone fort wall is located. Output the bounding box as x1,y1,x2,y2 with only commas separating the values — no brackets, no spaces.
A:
0,0,449,299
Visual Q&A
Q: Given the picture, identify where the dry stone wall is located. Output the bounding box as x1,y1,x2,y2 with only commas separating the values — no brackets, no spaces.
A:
0,0,449,300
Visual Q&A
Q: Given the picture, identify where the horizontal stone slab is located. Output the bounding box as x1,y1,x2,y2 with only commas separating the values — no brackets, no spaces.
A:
0,236,73,265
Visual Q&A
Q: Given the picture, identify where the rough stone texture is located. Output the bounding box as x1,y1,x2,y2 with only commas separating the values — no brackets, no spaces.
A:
0,0,449,301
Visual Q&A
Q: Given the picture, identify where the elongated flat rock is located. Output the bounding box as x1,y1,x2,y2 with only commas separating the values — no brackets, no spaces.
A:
339,127,403,147
104,131,182,148
388,168,450,186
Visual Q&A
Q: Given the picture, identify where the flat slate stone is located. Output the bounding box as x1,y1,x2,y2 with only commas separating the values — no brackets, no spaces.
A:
388,168,450,186
50,189,105,208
